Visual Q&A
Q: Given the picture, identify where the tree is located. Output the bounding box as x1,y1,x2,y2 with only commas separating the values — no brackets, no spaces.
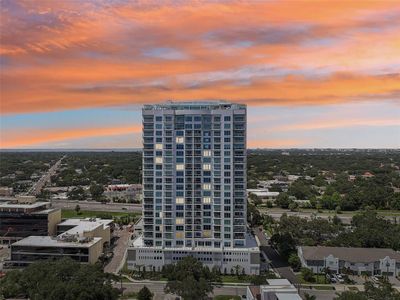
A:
301,268,315,283
288,201,299,212
288,253,301,271
0,258,119,300
233,265,241,278
249,193,262,206
275,192,291,209
162,256,221,300
304,294,317,300
90,183,104,201
247,202,264,226
137,286,153,300
270,232,296,259
334,279,400,300
75,204,81,215
67,186,86,200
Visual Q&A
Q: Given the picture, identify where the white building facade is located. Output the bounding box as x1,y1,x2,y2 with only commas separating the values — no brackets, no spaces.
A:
298,246,400,277
127,101,260,274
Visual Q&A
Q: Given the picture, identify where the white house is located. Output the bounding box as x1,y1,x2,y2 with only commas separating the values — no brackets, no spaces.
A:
298,246,400,276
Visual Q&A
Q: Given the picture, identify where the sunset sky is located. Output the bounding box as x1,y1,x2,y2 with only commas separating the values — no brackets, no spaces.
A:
1,0,399,149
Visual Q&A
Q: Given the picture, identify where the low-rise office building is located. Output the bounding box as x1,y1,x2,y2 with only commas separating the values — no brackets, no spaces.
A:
10,235,103,266
298,246,400,277
0,198,61,245
247,279,301,300
8,218,113,267
56,218,113,248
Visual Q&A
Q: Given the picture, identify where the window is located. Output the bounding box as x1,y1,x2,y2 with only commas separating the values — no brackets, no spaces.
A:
176,137,184,144
203,184,211,190
203,197,211,204
203,164,211,171
176,218,184,225
203,150,211,157
155,144,163,150
176,197,185,204
176,164,184,170
155,157,163,164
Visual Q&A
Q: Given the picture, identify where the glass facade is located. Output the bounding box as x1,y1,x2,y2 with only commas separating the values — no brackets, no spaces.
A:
142,102,247,249
0,212,49,240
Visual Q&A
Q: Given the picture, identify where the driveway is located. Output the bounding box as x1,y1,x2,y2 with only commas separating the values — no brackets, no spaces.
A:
253,227,299,285
104,228,132,274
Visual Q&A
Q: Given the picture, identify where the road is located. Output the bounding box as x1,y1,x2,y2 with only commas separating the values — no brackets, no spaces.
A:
117,281,247,300
104,228,132,274
259,208,400,225
28,155,66,196
259,208,353,224
254,227,299,285
51,200,142,212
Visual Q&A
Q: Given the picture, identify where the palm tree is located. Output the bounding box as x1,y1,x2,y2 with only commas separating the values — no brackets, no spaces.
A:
233,265,241,278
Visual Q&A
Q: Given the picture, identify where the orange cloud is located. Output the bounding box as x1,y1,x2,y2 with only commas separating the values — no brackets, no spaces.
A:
1,1,400,115
1,125,141,148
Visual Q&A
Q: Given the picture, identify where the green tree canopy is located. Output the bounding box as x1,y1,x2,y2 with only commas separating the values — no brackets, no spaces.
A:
162,256,221,300
334,279,400,300
137,286,153,300
0,258,119,300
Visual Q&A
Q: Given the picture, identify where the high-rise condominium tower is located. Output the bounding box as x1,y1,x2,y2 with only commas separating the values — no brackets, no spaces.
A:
127,101,260,274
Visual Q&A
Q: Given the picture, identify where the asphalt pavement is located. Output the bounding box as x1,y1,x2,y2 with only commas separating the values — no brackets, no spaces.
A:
254,227,299,285
51,200,142,212
29,155,65,196
118,281,247,300
104,228,132,274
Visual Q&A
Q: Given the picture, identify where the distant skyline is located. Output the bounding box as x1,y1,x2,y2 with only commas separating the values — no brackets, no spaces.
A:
1,1,399,149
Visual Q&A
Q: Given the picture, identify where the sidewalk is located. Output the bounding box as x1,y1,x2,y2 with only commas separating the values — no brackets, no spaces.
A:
121,274,251,286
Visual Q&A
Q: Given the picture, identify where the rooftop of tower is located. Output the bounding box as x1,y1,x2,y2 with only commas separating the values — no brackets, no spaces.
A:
143,101,246,111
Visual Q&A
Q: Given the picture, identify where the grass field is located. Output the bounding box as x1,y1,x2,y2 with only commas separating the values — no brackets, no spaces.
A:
221,275,250,283
61,209,140,219
297,274,328,284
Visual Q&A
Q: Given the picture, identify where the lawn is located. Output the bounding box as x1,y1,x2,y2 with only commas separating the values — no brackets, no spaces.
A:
221,275,250,283
214,296,241,300
297,274,328,284
61,209,140,219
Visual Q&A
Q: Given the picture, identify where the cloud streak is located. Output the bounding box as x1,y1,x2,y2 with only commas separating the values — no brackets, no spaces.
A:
1,124,141,148
1,1,400,115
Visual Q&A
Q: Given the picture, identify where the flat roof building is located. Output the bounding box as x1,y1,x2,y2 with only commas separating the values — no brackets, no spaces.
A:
0,199,61,245
247,279,302,300
10,236,103,266
8,218,113,267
